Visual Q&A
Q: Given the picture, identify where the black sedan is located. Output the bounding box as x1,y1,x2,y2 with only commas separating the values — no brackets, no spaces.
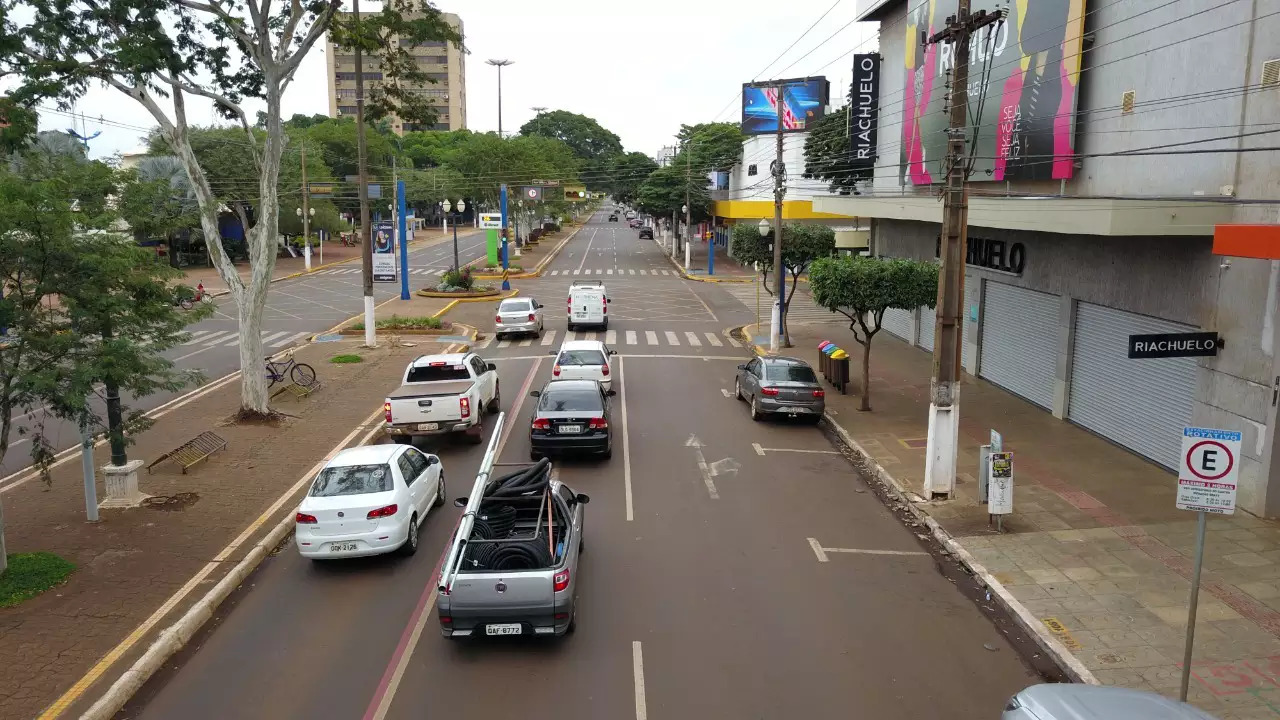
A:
608,214,619,222
638,226,653,239
528,379,615,460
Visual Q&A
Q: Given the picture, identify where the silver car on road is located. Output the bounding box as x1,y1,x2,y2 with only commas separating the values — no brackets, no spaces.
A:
495,297,544,339
734,356,825,422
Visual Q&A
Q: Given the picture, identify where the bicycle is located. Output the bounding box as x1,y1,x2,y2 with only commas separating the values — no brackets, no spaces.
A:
265,350,317,388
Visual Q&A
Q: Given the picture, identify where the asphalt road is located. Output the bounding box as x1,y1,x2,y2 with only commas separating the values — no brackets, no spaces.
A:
117,213,1041,719
0,230,488,479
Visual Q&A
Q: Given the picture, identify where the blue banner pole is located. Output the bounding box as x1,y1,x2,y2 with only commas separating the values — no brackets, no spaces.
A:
397,179,409,300
500,184,510,291
708,226,716,276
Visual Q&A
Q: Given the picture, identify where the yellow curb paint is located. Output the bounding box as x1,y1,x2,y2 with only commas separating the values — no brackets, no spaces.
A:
1041,617,1083,651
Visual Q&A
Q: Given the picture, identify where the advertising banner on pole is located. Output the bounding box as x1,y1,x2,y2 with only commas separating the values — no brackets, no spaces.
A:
988,452,1013,514
373,222,396,282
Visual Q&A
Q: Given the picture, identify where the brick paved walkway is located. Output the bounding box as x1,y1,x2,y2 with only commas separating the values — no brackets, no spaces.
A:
746,319,1280,720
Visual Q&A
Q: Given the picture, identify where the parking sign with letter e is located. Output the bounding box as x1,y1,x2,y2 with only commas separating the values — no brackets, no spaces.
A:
1177,426,1242,514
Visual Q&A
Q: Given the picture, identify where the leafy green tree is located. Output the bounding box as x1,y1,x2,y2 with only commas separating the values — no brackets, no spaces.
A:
403,166,465,215
602,152,659,205
0,146,198,573
809,256,939,411
0,0,456,418
118,157,201,259
399,129,473,169
803,105,867,195
288,116,397,189
731,223,836,346
636,164,711,230
678,122,746,172
441,133,580,207
520,110,622,162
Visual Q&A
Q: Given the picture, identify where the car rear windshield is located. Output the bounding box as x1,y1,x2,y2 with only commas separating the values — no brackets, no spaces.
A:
406,364,470,383
499,299,531,313
557,349,606,366
538,387,603,412
766,364,819,383
310,464,392,497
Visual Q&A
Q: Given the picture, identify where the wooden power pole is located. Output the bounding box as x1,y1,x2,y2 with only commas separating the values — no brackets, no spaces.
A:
922,2,1003,498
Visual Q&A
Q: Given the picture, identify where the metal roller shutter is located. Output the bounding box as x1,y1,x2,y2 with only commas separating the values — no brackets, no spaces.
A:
1068,303,1197,469
979,283,1060,409
918,305,937,351
882,307,913,342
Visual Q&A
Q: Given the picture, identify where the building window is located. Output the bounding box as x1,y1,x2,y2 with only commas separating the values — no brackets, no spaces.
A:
337,105,358,115
425,72,447,82
415,55,447,65
747,164,758,176
335,72,383,81
409,40,446,48
336,88,357,99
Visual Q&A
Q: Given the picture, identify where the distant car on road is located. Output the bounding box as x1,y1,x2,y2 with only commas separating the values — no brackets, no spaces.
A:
608,214,619,222
552,339,617,392
638,226,653,239
1003,684,1218,720
295,444,445,560
528,379,615,460
734,356,825,422
628,219,642,228
567,280,610,330
495,296,544,338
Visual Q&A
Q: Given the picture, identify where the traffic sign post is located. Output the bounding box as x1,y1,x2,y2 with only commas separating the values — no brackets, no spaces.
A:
1176,426,1242,702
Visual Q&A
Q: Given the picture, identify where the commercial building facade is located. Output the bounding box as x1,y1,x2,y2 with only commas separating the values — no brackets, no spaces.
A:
325,11,466,134
818,0,1280,515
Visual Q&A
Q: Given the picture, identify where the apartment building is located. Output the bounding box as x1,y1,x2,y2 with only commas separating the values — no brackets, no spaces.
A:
325,11,466,134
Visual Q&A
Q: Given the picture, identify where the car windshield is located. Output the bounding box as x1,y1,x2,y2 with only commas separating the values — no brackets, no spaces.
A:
499,299,531,313
538,387,603,412
310,464,392,497
766,364,819,383
406,364,470,383
558,349,606,366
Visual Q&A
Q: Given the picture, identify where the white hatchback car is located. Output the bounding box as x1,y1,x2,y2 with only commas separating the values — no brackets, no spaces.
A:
551,339,617,391
295,444,445,560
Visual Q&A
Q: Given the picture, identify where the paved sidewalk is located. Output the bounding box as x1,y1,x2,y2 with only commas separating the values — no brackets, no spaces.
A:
669,237,755,281
746,322,1280,719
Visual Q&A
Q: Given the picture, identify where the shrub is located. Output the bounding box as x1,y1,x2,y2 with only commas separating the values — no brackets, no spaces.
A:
441,266,474,290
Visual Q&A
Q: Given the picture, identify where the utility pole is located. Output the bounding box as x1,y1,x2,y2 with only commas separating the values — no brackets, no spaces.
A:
684,144,692,260
300,143,311,271
770,82,786,353
352,0,375,348
922,2,1004,498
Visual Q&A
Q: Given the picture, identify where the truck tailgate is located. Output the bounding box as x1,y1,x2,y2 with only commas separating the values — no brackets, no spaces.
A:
387,382,474,424
446,570,555,632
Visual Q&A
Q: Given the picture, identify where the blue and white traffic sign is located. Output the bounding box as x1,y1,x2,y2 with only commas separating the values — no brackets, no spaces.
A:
1177,426,1241,515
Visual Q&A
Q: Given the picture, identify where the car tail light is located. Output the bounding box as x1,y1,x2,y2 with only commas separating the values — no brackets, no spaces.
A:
459,396,471,419
383,401,392,423
600,364,609,376
439,615,452,624
602,302,607,315
532,418,551,430
528,313,536,322
367,504,398,519
589,418,608,429
761,387,780,396
553,568,571,592
813,389,826,398
553,365,561,377
295,512,318,524
495,314,502,323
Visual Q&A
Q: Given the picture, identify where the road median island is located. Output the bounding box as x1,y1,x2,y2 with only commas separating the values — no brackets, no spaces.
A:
470,226,579,280
1,338,454,720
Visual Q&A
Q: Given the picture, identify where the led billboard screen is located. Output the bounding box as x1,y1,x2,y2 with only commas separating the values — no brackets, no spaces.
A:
741,77,830,135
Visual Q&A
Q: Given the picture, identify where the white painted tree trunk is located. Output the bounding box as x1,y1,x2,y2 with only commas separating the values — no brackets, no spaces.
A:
364,296,376,347
0,492,8,575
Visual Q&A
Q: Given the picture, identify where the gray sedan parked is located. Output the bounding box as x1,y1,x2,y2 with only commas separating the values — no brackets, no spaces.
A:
734,356,825,422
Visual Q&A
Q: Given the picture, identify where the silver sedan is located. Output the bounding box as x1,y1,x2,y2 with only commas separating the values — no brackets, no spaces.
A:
495,297,544,338
734,356,825,422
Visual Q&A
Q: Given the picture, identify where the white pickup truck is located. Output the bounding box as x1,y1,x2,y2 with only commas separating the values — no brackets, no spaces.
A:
384,352,500,445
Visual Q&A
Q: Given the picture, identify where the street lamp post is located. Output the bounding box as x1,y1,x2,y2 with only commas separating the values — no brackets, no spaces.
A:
486,59,514,136
681,204,690,270
441,199,466,271
758,218,771,340
296,206,315,271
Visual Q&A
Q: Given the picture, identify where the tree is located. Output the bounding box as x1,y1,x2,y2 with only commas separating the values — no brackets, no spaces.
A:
731,223,835,346
803,106,868,195
601,152,659,205
118,156,201,256
520,110,622,162
399,129,473,169
809,256,938,411
441,133,580,207
0,147,197,573
636,164,711,225
0,0,457,418
678,122,746,173
403,166,464,215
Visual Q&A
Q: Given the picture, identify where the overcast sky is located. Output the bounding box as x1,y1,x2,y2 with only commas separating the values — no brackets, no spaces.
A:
37,0,878,160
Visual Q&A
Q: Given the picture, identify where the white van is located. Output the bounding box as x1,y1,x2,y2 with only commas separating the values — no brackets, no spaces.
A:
567,280,609,331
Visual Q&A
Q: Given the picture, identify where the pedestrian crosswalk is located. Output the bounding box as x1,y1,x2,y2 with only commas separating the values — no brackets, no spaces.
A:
721,283,845,325
545,269,676,276
179,329,312,349
472,329,741,351
313,267,446,276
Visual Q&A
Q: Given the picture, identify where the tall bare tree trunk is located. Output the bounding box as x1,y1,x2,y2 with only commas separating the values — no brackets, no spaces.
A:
861,338,873,412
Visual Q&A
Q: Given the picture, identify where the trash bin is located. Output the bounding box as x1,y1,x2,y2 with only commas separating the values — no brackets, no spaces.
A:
817,341,850,395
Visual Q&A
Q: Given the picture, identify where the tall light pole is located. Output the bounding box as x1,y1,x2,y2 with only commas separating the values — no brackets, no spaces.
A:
486,59,514,136
531,106,547,135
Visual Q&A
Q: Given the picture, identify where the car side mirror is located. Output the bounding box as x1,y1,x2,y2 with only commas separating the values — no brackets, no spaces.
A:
737,363,747,370
609,349,618,355
576,493,591,504
453,497,468,508
426,455,440,466
606,298,612,303
486,362,497,372
530,390,542,397
606,389,617,397
548,350,558,356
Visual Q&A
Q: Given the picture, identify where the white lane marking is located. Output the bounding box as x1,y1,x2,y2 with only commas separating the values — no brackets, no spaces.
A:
566,331,579,341
549,270,560,275
808,538,830,563
584,331,598,341
180,330,218,346
684,332,701,347
620,356,633,523
645,331,658,345
498,340,512,349
541,330,557,346
576,229,597,273
686,434,719,500
721,389,733,398
633,640,648,720
755,446,840,455
607,269,614,275
704,333,723,347
753,443,766,456
200,330,236,346
625,330,637,345
273,331,312,347
629,269,636,275
488,353,747,362
472,337,493,350
518,339,532,347
259,330,291,346
726,337,742,348
604,330,616,344
664,331,679,346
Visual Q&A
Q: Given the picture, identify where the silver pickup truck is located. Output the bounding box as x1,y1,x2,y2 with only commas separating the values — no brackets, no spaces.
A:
437,416,590,639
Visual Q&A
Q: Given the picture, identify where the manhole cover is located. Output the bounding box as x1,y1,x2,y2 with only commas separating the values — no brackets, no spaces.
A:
313,333,343,343
142,492,200,511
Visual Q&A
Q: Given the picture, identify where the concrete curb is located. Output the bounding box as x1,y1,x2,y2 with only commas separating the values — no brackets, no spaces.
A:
657,241,755,284
80,509,297,720
736,324,1100,687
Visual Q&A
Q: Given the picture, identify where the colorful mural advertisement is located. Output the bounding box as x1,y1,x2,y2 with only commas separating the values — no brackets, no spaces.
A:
901,0,1086,184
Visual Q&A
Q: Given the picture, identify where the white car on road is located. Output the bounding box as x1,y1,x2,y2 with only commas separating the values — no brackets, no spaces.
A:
551,339,617,391
295,444,445,560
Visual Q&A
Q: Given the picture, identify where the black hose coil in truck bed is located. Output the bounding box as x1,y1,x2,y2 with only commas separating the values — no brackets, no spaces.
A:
459,460,556,571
